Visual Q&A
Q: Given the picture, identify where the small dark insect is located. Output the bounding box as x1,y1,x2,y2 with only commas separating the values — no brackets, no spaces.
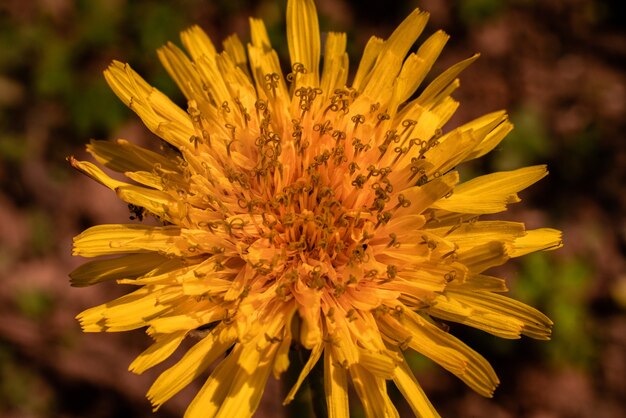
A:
128,204,146,221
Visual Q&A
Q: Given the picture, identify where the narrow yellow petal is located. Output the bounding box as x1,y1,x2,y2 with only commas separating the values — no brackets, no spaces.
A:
387,29,449,112
416,54,479,108
324,348,349,418
69,253,171,287
509,228,563,257
283,342,323,405
215,344,278,418
361,9,429,100
273,332,293,379
394,171,459,218
447,274,508,293
157,42,205,102
286,0,320,87
73,224,183,257
115,185,179,220
427,221,526,249
395,30,449,104
222,34,248,72
352,36,384,92
77,286,175,332
358,348,398,379
434,165,548,214
148,306,225,334
428,294,525,339
184,344,239,418
457,241,509,273
350,364,399,418
455,110,511,162
214,52,258,116
104,61,194,149
440,290,553,340
320,32,348,100
384,310,500,397
69,157,127,190
423,129,481,176
194,52,234,109
148,326,236,409
180,25,217,62
247,18,290,107
87,139,179,174
129,331,186,374
392,358,441,418
123,170,169,190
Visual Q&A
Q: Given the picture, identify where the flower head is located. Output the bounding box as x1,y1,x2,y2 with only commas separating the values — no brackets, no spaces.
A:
70,1,562,417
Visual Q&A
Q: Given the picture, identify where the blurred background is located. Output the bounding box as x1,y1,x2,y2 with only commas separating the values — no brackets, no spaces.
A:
1,0,625,417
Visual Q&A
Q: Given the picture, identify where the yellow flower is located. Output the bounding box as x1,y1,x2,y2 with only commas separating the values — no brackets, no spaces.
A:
70,0,562,417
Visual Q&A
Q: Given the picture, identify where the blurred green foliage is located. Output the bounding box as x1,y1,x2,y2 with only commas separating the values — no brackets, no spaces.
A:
458,0,505,25
495,106,553,171
516,253,595,368
28,209,55,256
0,343,50,415
14,288,55,320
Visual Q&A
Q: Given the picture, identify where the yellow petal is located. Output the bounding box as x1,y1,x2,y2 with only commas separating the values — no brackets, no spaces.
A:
115,185,179,220
286,0,320,87
423,129,481,176
283,342,323,405
184,344,239,418
180,25,217,62
428,294,525,339
273,332,293,379
350,364,399,418
416,54,479,108
433,165,548,214
87,139,179,174
394,171,459,218
215,344,278,418
77,286,175,332
447,274,508,293
428,221,526,249
397,30,449,104
157,42,205,102
129,331,186,374
324,348,349,418
148,306,225,334
455,110,511,162
295,288,323,349
320,32,348,100
68,157,127,190
440,290,553,340
358,348,398,379
392,30,449,106
457,241,509,273
194,52,235,110
73,224,183,257
69,253,170,287
222,34,248,72
383,310,499,397
509,228,563,257
361,9,429,100
148,326,237,409
352,36,385,91
123,170,169,190
104,61,193,149
392,358,441,418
